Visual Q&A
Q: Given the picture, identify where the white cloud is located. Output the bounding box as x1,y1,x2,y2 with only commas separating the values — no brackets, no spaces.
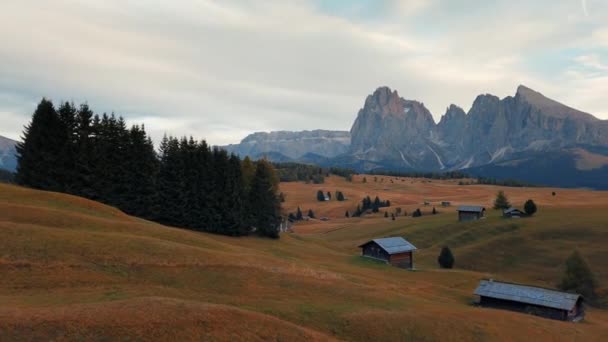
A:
0,0,606,145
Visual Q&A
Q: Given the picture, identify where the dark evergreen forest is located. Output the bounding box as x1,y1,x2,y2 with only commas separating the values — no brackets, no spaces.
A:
16,99,281,238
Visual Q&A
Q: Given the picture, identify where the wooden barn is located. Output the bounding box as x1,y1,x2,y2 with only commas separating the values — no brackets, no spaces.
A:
457,205,485,221
358,237,417,269
503,207,525,218
474,280,584,322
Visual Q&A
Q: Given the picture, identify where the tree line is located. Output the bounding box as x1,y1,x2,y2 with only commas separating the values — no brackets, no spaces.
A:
16,99,281,238
273,162,355,184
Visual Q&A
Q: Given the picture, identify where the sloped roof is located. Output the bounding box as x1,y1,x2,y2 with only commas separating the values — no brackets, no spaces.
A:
359,237,417,255
457,205,485,213
474,280,581,311
504,207,524,214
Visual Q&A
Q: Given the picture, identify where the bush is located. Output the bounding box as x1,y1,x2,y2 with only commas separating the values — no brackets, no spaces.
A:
438,247,455,269
559,251,597,301
412,209,422,218
432,207,437,215
524,199,537,216
384,211,389,218
345,211,350,218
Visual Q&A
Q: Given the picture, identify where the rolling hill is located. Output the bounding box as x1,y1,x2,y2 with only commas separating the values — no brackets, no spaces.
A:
1,179,608,340
0,135,17,172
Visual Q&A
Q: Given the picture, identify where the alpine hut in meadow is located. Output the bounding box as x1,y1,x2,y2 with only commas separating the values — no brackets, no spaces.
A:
503,207,525,218
474,280,584,322
358,237,417,269
457,205,485,221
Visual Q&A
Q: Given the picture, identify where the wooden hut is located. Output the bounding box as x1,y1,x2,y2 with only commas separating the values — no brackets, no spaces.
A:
457,205,486,221
503,207,525,218
358,237,417,269
474,280,584,322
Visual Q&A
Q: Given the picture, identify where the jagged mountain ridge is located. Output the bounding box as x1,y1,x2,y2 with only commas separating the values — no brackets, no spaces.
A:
223,130,350,160
0,135,17,172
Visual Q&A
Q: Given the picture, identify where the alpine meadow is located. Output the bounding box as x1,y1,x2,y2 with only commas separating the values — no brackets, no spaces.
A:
1,1,608,341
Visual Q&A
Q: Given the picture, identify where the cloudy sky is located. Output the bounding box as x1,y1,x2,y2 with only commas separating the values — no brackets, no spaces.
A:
1,0,607,145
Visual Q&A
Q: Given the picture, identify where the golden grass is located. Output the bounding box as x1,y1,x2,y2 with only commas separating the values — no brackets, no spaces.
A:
1,180,608,341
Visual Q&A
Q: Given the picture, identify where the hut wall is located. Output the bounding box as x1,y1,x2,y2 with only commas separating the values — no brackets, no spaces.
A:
479,296,568,321
389,252,413,269
361,243,389,262
459,211,481,221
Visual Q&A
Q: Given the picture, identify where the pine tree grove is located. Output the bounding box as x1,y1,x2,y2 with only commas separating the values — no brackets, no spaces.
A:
16,99,281,238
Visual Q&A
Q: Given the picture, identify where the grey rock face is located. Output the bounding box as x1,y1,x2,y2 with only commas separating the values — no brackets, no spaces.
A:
0,135,17,172
349,85,608,171
223,130,350,160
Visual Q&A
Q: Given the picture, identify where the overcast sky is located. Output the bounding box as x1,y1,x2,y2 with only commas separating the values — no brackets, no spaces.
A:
1,0,607,145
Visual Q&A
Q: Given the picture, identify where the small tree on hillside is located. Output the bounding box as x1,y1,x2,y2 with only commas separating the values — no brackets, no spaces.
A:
296,207,303,221
438,247,455,269
493,190,511,210
384,211,389,218
559,251,597,301
336,191,345,201
412,208,422,218
345,210,350,218
524,199,537,216
308,209,315,219
363,177,367,183
327,191,332,200
317,190,325,202
432,207,437,215
391,213,395,221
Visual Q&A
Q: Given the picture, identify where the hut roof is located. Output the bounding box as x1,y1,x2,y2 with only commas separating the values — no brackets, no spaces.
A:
457,205,485,213
359,237,417,255
474,280,581,311
504,207,524,214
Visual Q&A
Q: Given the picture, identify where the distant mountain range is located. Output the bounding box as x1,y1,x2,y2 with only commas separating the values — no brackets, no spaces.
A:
0,135,17,172
224,85,608,189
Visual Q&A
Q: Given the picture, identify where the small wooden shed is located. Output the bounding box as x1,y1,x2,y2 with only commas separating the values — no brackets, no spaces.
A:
474,280,584,322
358,237,417,269
457,205,485,221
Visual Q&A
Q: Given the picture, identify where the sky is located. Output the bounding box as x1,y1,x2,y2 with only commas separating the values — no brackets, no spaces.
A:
0,0,607,145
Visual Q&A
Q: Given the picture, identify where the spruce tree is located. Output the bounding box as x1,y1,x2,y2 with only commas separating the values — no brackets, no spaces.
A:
345,211,350,218
16,98,67,191
250,160,281,238
493,190,511,210
296,207,303,220
317,190,325,201
559,251,596,300
308,209,315,219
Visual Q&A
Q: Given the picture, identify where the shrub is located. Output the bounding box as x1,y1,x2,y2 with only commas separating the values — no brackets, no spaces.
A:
412,209,422,218
438,246,455,269
308,209,315,219
524,199,537,216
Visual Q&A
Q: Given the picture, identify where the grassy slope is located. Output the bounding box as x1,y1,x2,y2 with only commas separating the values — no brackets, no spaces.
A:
1,179,607,341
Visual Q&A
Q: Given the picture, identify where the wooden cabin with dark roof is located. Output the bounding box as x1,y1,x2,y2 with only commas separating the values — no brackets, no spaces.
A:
474,280,584,322
503,207,525,218
457,205,486,221
358,237,417,269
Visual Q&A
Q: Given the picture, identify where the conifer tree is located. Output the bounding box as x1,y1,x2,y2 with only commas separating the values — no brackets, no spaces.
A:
559,251,596,300
438,247,455,269
317,190,325,201
250,160,281,238
296,207,303,220
345,211,350,218
16,99,66,191
308,209,315,219
493,190,511,210
524,199,537,216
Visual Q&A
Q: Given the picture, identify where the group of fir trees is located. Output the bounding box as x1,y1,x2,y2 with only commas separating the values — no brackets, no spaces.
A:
16,99,281,238
351,196,390,217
